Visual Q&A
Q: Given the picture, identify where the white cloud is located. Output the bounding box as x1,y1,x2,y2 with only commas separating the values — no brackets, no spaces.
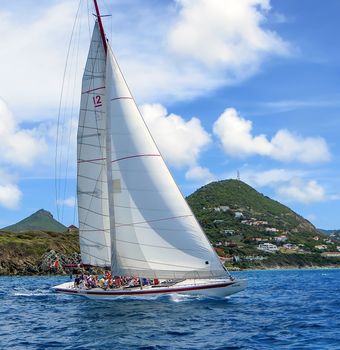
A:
271,130,330,163
277,178,326,204
168,0,289,67
57,196,76,207
0,169,22,210
123,0,290,103
0,1,87,120
0,184,22,210
0,1,290,120
0,99,47,167
241,168,305,187
213,107,331,163
140,103,211,168
185,165,215,184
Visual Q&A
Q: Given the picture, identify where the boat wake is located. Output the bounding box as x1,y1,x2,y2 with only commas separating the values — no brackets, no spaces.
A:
12,288,50,297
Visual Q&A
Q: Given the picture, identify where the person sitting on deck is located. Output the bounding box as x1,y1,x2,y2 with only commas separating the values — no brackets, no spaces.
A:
74,275,80,288
114,276,122,288
98,277,105,289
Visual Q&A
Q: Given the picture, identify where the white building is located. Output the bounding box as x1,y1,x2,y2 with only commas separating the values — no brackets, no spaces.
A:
257,243,278,253
274,235,287,242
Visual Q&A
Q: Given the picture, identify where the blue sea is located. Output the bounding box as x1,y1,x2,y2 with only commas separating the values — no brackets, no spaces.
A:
0,269,339,349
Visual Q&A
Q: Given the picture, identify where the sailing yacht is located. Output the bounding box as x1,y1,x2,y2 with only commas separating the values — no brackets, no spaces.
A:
53,0,247,299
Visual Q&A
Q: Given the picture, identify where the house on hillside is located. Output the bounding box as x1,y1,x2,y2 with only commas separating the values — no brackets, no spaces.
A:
283,243,298,250
321,252,340,258
266,227,279,233
274,235,287,242
220,206,230,212
315,244,327,250
257,243,278,253
234,212,244,219
221,229,236,236
68,225,78,233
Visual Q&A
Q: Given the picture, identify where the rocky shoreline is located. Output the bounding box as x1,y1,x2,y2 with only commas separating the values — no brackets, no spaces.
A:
0,248,338,276
0,250,81,276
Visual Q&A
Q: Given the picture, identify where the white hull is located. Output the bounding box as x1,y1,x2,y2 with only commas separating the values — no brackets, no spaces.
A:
53,278,247,300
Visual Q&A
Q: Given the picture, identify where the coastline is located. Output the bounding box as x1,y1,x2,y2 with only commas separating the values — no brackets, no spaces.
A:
230,265,340,272
0,264,339,277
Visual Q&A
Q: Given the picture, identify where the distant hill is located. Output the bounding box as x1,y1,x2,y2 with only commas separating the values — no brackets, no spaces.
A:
186,180,340,269
318,228,339,235
2,209,67,233
187,179,318,237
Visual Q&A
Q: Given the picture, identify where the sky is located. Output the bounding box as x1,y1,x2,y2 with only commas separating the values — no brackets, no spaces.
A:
0,0,339,230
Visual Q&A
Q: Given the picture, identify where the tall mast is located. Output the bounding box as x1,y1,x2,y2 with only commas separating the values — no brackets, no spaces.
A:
93,0,107,53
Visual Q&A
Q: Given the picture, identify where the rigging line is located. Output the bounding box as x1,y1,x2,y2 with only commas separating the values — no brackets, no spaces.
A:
62,5,83,223
86,0,92,40
58,12,78,220
55,0,83,221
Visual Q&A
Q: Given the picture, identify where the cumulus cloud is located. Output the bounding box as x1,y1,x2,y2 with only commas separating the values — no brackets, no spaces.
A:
235,167,337,204
213,108,330,163
57,196,76,207
241,168,305,188
0,1,87,120
185,165,215,184
124,0,290,103
277,178,326,204
140,103,211,168
0,1,290,119
0,99,47,167
0,184,22,210
0,170,22,210
168,0,289,69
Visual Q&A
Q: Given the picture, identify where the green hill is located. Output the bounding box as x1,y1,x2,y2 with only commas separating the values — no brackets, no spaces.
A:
187,179,317,236
186,179,339,268
2,209,67,233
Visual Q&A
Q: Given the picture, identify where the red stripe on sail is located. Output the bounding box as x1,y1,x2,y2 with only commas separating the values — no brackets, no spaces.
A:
111,97,133,101
82,86,105,94
111,154,161,164
78,157,106,163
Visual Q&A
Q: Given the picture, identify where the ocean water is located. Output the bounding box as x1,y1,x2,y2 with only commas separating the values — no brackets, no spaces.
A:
0,269,339,350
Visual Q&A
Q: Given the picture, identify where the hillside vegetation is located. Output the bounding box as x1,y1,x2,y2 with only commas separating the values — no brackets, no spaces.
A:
0,231,79,275
2,209,67,233
187,180,339,269
0,179,338,275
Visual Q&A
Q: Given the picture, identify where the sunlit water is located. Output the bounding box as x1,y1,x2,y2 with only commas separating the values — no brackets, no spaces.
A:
0,269,339,349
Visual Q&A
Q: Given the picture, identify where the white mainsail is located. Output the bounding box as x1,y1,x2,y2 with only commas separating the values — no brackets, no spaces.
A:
77,22,226,278
77,23,110,267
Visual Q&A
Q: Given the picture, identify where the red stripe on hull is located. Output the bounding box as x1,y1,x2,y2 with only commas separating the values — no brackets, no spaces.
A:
55,281,235,296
